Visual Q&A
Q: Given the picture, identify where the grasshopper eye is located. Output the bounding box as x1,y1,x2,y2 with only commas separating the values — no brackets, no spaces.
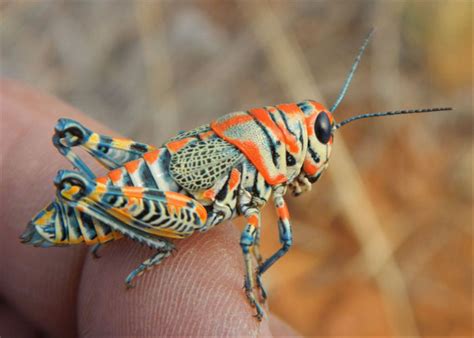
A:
315,111,331,144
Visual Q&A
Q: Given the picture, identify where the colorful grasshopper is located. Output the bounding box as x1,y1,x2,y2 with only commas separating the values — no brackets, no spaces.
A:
21,31,451,320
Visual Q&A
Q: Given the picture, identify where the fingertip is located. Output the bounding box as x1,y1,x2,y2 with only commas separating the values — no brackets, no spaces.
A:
78,222,274,336
0,91,83,337
0,80,107,338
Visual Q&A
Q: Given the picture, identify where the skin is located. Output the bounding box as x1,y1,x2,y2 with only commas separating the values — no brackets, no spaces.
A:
0,79,299,337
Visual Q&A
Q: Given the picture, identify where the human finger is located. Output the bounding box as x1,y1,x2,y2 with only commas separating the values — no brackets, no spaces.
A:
0,79,107,338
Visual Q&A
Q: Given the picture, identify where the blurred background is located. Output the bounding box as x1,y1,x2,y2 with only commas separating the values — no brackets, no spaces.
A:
1,0,472,336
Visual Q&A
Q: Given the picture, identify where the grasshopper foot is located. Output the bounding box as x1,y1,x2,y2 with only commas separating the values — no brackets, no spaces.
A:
244,278,265,321
253,302,265,321
125,268,142,289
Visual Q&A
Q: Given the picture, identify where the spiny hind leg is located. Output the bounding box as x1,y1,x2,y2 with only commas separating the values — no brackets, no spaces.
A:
56,170,206,266
240,209,265,321
125,240,175,289
52,118,156,177
256,185,293,303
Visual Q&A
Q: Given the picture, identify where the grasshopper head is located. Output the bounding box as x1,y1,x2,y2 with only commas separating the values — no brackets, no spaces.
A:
299,101,335,184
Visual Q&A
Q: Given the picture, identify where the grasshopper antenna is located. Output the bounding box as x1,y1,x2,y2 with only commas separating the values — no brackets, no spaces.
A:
330,28,374,113
334,107,453,130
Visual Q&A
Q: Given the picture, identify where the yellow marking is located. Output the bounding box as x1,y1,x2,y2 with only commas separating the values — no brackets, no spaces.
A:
88,132,100,145
34,209,55,226
95,183,107,194
112,138,133,150
62,185,82,200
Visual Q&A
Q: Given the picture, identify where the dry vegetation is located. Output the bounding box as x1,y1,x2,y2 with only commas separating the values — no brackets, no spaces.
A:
1,1,472,337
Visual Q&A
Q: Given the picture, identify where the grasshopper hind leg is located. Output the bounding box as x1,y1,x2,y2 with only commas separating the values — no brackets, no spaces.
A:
125,245,175,289
52,118,157,254
52,118,156,177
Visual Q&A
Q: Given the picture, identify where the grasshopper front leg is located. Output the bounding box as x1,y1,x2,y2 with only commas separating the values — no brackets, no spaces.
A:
256,185,293,303
239,209,265,320
252,227,264,266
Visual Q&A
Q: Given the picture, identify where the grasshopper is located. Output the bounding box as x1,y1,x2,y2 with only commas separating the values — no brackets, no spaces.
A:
21,30,451,320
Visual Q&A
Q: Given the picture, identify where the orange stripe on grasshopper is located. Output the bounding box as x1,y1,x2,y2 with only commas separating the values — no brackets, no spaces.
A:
96,176,108,184
276,103,301,115
202,188,216,201
248,108,285,143
248,214,259,228
211,114,254,132
281,126,300,153
143,149,160,164
303,159,319,176
167,138,194,153
229,168,241,190
195,204,207,224
276,203,290,220
268,106,304,154
225,138,287,185
198,130,215,140
108,168,123,183
165,191,207,223
124,159,140,174
211,112,288,185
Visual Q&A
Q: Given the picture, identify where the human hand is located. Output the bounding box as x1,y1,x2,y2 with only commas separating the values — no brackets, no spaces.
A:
0,80,299,337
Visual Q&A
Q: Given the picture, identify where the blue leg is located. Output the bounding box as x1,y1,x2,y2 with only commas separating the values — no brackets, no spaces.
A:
253,227,263,265
52,118,155,177
125,245,174,289
256,186,293,302
240,209,265,321
53,119,96,179
52,119,157,256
